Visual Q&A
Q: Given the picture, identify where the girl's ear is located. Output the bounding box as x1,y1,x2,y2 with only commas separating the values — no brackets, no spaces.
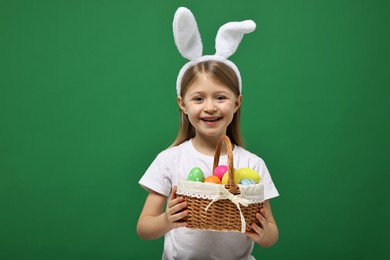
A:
177,96,188,114
234,95,243,113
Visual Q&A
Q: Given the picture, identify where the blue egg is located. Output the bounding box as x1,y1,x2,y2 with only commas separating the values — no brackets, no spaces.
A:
239,178,257,185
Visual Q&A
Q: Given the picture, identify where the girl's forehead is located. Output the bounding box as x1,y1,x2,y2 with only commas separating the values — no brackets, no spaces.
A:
186,76,231,94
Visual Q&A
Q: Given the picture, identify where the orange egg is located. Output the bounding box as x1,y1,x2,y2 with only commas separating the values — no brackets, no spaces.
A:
204,175,221,184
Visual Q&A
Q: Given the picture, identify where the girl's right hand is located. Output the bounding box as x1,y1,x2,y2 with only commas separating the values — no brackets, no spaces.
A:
165,186,188,228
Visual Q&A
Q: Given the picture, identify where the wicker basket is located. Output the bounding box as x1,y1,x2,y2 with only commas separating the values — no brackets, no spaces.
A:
176,135,264,233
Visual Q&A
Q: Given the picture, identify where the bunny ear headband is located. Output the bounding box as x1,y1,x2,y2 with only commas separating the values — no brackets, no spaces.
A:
173,7,256,96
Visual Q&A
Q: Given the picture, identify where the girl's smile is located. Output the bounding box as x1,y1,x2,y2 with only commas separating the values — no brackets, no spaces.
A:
200,116,222,128
201,116,222,123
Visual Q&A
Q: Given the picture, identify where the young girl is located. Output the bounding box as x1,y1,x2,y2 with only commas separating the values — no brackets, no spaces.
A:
137,7,279,260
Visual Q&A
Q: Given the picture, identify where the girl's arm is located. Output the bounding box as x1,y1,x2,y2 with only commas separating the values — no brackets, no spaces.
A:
136,186,188,240
245,200,279,248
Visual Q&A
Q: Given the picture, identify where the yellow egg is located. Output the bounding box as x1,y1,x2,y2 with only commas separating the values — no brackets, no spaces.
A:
221,169,240,184
238,168,260,183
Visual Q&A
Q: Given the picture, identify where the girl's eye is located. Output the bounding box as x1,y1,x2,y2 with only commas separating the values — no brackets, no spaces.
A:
193,97,204,102
215,95,226,101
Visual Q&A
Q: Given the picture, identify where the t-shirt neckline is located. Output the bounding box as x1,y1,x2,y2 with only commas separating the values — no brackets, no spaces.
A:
186,138,235,161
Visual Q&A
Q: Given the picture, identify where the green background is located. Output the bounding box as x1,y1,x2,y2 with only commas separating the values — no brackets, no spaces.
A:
1,0,389,259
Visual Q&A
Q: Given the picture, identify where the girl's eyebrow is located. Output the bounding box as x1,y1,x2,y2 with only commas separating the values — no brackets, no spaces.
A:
187,91,205,96
215,90,230,95
189,89,230,95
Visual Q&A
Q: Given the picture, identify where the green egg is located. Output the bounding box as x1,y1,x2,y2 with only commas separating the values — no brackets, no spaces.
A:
187,167,205,182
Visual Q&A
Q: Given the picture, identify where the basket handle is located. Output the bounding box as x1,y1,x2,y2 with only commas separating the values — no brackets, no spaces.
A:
213,135,240,194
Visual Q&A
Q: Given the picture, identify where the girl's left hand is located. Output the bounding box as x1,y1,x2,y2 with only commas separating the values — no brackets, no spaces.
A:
245,208,269,243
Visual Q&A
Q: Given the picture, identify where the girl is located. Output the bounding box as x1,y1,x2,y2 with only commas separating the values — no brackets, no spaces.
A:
137,7,279,260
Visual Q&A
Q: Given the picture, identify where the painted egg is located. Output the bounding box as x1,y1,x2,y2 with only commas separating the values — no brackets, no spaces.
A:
213,165,228,180
204,175,221,184
187,167,205,182
238,168,260,183
221,169,240,184
239,178,257,185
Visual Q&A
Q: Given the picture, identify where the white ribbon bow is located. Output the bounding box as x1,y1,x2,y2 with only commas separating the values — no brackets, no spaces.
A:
205,186,250,233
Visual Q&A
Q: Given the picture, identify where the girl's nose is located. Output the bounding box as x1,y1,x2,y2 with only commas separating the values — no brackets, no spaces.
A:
204,99,217,112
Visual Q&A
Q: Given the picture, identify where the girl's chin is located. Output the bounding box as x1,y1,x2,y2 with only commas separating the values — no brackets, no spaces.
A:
195,129,227,138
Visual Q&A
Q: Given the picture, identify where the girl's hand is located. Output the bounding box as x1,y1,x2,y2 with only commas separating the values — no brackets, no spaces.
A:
245,201,279,247
165,186,188,229
246,208,269,243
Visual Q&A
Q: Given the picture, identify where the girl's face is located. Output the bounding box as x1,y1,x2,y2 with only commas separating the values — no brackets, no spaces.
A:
178,74,242,139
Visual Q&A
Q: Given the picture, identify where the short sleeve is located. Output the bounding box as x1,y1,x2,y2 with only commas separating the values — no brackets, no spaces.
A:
139,152,173,197
253,158,279,200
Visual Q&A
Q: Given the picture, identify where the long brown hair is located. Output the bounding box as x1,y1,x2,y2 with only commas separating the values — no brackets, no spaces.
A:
170,60,244,147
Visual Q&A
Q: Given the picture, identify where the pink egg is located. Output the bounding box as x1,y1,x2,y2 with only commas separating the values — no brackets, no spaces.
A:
213,165,228,180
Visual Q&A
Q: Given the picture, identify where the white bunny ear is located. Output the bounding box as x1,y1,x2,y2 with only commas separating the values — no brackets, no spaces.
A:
215,20,256,58
173,7,203,60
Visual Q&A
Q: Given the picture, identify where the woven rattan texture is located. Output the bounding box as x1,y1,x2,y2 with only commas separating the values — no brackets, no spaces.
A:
182,196,263,232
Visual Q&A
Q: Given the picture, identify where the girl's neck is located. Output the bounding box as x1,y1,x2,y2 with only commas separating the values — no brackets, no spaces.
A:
191,134,229,156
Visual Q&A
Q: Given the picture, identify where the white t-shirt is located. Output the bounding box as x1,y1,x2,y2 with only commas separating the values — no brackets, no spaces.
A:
139,139,279,260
